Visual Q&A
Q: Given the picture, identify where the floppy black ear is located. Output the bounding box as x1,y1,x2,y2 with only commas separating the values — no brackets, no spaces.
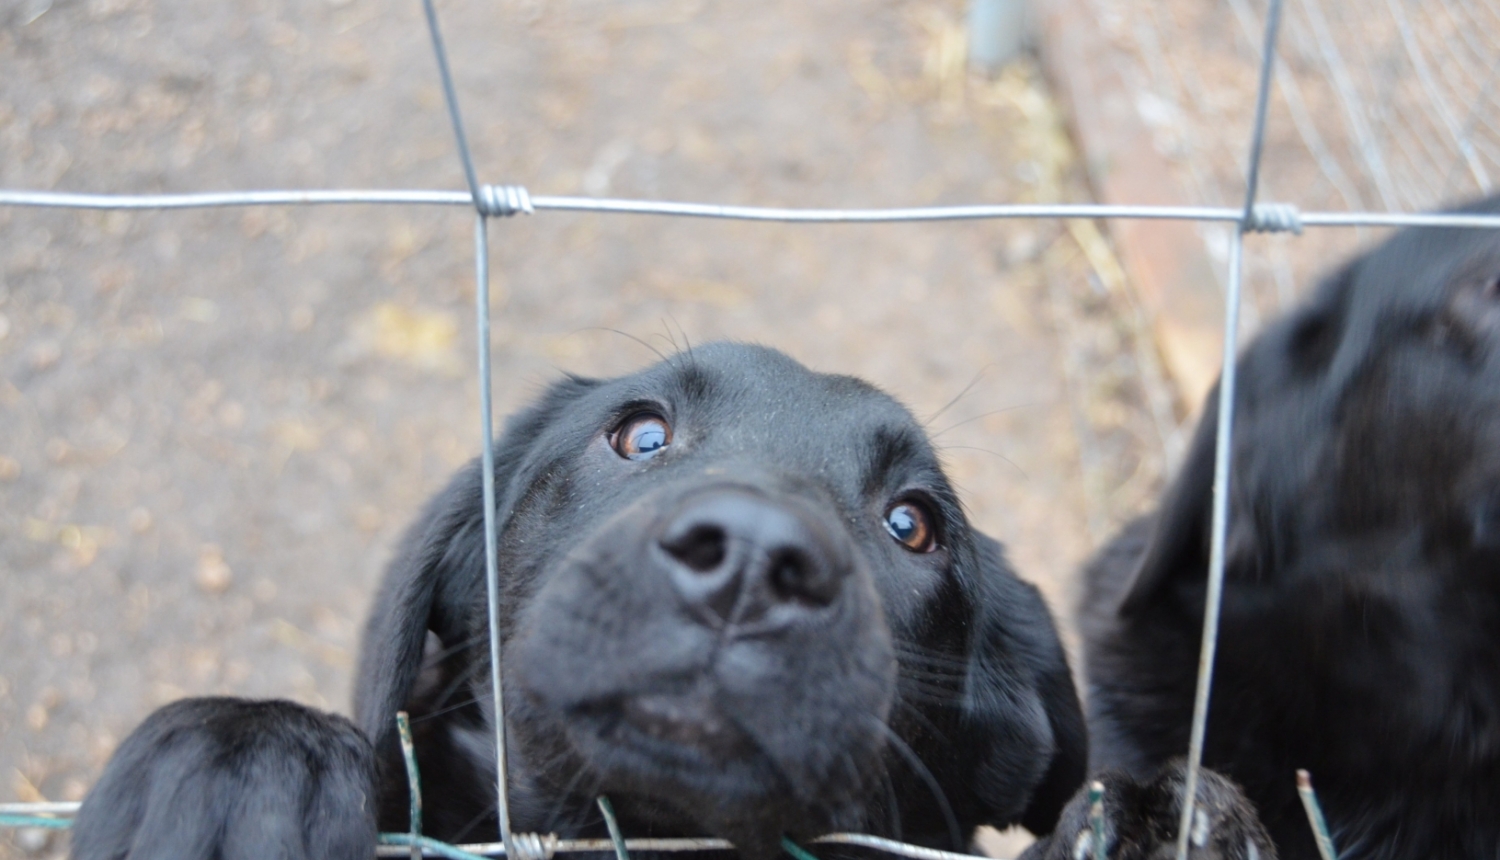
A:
352,375,599,753
961,533,1087,835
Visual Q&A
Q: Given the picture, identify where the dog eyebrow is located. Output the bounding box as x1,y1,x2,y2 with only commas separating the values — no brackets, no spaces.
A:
671,361,715,403
861,425,927,496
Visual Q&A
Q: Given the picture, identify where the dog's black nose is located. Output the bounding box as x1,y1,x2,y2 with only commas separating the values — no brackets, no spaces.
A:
657,490,846,626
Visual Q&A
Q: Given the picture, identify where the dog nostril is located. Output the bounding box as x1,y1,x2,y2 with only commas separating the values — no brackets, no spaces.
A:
767,548,838,606
661,524,728,573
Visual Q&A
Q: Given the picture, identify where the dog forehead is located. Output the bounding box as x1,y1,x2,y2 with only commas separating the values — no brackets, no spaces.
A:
1343,227,1500,391
604,342,936,480
1350,196,1500,319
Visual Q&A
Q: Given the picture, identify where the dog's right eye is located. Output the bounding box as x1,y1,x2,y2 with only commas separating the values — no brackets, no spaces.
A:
611,413,672,461
883,500,937,553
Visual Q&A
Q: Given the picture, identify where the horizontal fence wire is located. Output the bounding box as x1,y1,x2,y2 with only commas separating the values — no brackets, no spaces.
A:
0,803,981,860
3,189,1500,229
0,803,80,816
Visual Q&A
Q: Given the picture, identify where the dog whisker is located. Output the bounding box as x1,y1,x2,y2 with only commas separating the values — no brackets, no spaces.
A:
892,672,960,696
585,326,672,364
890,639,968,666
928,402,1035,441
891,639,963,658
876,757,903,843
426,659,492,715
894,660,966,687
895,662,966,683
924,365,996,428
552,773,608,838
412,635,493,718
717,707,819,809
934,444,1027,477
893,684,963,706
872,717,964,852
892,659,963,686
893,687,965,710
422,632,489,666
449,799,499,845
664,316,694,369
406,693,485,725
888,698,954,750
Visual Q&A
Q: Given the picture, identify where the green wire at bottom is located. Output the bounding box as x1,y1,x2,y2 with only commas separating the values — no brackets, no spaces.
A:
0,815,73,830
0,812,823,860
781,836,820,860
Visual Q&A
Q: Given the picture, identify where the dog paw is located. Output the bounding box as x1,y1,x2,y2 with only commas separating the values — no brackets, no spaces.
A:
1020,762,1276,860
72,697,376,860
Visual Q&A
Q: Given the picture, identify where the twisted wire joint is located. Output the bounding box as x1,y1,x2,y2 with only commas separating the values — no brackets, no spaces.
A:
1245,202,1303,234
509,831,559,860
477,184,535,218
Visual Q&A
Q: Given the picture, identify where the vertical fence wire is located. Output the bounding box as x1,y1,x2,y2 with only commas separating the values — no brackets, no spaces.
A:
1174,0,1285,858
420,0,515,852
472,213,513,856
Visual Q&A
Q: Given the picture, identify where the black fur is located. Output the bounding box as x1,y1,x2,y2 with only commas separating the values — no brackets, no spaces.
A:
71,698,376,860
74,343,1086,860
1081,196,1500,860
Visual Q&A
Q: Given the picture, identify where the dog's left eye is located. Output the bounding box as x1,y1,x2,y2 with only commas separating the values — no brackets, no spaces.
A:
884,501,937,552
611,413,672,461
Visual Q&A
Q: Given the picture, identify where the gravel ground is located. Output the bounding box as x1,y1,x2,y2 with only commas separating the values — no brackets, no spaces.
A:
0,1,1172,855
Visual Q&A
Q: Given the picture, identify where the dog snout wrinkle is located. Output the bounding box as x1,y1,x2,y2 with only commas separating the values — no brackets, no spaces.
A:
658,489,847,627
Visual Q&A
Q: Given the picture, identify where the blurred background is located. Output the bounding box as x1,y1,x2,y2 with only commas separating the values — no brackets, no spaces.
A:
1041,0,1500,400
1,0,1495,856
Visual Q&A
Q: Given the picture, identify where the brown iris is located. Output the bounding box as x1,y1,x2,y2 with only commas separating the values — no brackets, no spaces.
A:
884,500,936,552
611,413,672,461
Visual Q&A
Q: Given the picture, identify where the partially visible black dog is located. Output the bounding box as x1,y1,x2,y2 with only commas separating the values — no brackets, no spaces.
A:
1081,196,1500,860
73,343,1089,860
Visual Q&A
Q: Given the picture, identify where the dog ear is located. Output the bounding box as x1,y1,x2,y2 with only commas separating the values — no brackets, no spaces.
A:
1118,265,1356,616
1115,396,1220,616
352,375,599,752
961,533,1087,835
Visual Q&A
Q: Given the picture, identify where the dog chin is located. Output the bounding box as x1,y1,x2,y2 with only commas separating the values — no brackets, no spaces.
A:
564,692,764,782
562,703,840,831
542,689,882,858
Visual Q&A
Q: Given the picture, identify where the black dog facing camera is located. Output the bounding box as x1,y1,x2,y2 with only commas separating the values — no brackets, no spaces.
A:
73,343,1088,860
1080,196,1500,860
71,198,1500,860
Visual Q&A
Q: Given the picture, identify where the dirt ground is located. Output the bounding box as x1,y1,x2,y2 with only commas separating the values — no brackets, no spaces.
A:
0,0,1174,855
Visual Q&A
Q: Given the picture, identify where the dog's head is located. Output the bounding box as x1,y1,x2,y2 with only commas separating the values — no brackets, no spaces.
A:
358,342,1085,856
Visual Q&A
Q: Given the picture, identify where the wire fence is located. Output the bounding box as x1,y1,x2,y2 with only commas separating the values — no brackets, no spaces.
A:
1,0,1498,859
1088,0,1500,319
